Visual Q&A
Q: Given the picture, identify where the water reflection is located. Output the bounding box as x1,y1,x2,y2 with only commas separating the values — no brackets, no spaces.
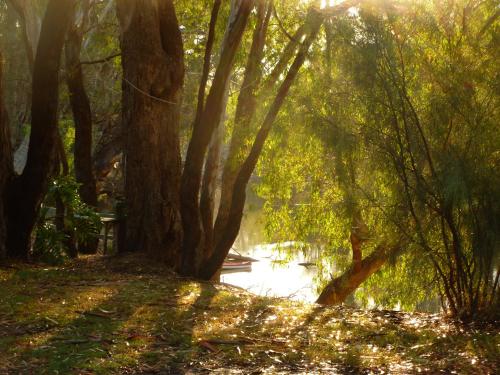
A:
220,210,441,313
221,243,319,302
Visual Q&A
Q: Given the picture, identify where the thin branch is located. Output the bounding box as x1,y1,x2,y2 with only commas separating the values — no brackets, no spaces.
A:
80,52,121,65
272,4,296,42
193,0,222,129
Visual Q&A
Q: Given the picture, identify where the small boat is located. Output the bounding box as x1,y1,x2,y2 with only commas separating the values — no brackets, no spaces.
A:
298,262,316,267
222,260,252,271
226,252,259,262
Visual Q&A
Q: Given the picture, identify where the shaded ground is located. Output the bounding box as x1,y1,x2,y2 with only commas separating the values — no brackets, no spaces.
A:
0,255,498,374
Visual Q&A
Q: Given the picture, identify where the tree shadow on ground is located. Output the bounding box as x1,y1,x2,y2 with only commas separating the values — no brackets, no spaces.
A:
1,256,188,373
11,280,146,373
135,280,219,374
0,265,109,348
2,256,497,374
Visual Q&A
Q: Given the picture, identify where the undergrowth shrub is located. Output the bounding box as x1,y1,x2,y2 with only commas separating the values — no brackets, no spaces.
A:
32,176,101,265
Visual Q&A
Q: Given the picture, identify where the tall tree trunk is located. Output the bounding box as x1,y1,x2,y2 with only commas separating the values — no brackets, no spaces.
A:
5,0,75,259
65,15,97,209
0,52,12,260
213,0,273,246
200,0,266,260
199,10,324,280
116,0,184,265
199,84,228,259
196,0,224,260
179,0,254,276
214,9,309,245
316,243,401,305
192,0,222,131
65,4,99,254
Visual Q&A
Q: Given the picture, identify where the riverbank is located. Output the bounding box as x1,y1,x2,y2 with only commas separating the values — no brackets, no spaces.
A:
0,255,498,374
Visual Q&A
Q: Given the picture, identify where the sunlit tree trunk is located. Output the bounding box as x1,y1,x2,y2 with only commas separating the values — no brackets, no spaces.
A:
5,0,75,259
199,10,324,280
179,0,255,276
199,90,226,260
316,244,401,305
213,0,272,246
116,0,184,265
200,0,270,261
193,0,223,261
213,7,314,247
192,0,222,131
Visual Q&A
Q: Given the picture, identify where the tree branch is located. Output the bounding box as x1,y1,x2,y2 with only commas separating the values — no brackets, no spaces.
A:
80,52,121,65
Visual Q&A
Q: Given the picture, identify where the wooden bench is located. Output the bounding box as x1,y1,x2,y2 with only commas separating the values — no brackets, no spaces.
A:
41,206,120,254
100,216,118,254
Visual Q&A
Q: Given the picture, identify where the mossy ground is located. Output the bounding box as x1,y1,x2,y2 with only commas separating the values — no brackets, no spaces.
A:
0,255,498,374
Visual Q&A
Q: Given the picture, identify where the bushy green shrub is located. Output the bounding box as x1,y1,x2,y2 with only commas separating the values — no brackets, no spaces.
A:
32,176,102,264
32,220,68,265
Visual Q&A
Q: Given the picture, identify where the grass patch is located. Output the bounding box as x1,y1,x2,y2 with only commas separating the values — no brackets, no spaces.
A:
0,255,498,374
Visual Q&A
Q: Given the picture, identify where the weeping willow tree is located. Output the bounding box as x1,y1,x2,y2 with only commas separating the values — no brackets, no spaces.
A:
257,0,499,319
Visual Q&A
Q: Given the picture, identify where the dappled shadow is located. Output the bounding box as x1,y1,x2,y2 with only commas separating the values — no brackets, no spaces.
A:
0,255,180,373
135,280,219,374
1,256,498,374
203,300,369,373
10,280,142,373
0,264,110,343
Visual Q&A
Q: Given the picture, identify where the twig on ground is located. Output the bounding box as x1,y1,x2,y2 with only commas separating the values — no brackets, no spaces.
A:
76,310,114,319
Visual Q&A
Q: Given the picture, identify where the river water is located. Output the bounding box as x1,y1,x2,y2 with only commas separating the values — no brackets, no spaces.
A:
219,211,441,312
221,242,320,302
220,210,323,302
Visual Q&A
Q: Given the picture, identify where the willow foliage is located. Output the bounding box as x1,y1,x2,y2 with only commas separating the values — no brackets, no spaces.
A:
257,0,499,317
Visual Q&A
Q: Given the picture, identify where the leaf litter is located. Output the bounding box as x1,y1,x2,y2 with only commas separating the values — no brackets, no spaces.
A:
0,254,497,374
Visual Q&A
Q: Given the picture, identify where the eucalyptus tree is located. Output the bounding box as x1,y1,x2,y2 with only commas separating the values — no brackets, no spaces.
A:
116,0,356,279
64,0,100,253
65,0,98,214
2,0,76,258
115,0,185,263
